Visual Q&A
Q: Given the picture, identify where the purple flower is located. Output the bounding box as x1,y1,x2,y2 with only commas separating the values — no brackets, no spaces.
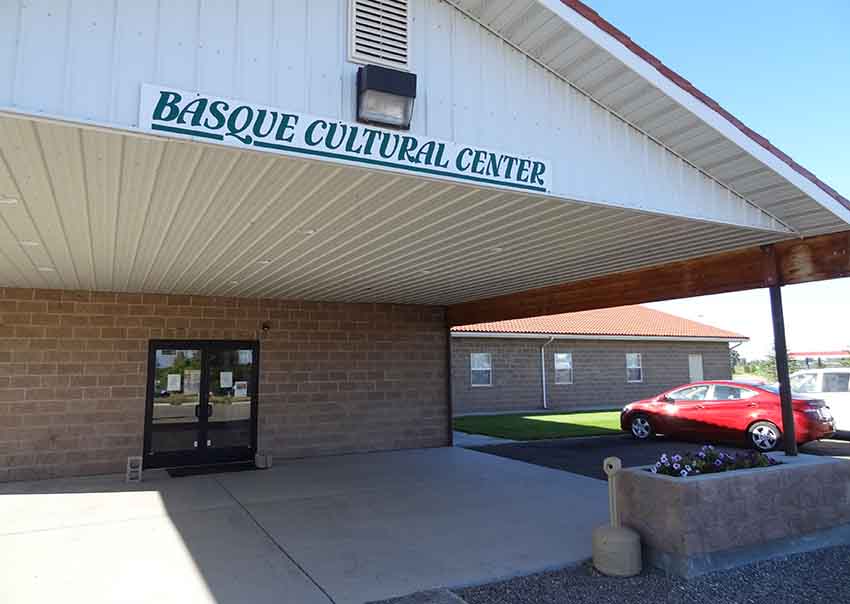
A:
714,459,722,466
685,465,692,472
673,463,681,470
651,466,658,473
672,454,682,463
680,470,688,477
698,452,706,458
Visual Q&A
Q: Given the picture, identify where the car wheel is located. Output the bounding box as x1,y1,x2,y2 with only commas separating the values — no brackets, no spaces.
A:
630,414,654,440
748,421,780,452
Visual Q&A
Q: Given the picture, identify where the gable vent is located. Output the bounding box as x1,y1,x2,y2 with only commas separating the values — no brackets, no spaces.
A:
350,0,410,70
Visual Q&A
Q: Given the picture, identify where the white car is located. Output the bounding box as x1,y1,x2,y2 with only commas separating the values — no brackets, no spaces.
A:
790,368,850,432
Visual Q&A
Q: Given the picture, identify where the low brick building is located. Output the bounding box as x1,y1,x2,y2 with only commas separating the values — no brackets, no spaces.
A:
451,306,746,414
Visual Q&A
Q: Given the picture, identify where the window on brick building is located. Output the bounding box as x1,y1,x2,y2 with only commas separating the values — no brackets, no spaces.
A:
554,352,573,384
470,352,492,387
626,353,643,383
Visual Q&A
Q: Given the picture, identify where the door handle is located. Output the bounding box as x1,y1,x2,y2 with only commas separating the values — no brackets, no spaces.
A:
695,404,705,409
748,402,758,407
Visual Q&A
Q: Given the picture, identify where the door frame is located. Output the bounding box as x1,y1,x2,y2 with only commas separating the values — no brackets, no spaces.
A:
143,339,260,469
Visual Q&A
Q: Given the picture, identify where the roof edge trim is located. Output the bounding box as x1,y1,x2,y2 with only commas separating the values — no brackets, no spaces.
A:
543,0,850,222
450,332,748,343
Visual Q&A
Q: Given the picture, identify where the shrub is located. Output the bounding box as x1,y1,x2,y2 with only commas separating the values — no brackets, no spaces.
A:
649,445,780,477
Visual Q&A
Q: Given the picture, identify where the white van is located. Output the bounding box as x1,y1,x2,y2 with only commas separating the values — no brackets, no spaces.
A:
790,368,850,432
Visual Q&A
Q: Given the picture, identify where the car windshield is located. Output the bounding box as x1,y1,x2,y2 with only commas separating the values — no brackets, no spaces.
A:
790,373,818,393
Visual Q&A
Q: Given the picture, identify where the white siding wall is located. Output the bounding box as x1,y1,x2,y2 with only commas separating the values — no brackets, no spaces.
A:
0,0,785,231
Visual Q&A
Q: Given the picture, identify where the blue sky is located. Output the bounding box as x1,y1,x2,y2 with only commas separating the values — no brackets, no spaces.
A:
582,0,850,359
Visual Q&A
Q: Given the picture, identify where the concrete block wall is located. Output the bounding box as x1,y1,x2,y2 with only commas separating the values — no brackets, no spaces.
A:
0,288,449,481
451,337,732,414
617,454,850,576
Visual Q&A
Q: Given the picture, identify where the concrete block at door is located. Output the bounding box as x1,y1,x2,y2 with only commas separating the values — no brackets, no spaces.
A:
255,453,273,469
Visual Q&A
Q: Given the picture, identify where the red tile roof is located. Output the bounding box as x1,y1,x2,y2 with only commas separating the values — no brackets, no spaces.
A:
560,0,850,213
452,305,747,340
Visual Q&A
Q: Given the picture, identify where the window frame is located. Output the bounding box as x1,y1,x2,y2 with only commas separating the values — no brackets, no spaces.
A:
553,352,574,385
626,352,643,383
823,372,850,393
668,384,711,401
470,352,493,387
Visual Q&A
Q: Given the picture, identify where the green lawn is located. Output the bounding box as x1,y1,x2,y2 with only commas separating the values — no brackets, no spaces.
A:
453,410,623,440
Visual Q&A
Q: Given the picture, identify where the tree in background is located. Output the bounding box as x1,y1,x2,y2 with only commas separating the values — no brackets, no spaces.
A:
730,348,743,372
735,347,802,382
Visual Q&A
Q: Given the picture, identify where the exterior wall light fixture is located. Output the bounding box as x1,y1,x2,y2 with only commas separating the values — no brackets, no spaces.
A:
357,64,417,130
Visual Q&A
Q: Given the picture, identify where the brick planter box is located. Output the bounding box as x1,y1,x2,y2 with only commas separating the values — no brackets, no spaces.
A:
616,453,850,577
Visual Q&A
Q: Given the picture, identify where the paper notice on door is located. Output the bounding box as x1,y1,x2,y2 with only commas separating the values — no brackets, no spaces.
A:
234,381,248,397
167,373,181,392
219,371,233,389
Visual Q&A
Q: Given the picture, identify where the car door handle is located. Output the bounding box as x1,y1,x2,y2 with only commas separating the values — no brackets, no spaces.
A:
695,404,705,409
748,402,758,407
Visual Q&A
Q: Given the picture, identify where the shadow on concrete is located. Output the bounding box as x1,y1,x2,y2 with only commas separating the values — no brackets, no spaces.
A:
0,447,610,604
0,469,331,604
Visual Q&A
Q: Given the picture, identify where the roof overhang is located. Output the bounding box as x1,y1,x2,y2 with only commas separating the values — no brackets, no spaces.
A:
447,0,850,235
0,111,796,304
451,332,747,343
0,1,847,307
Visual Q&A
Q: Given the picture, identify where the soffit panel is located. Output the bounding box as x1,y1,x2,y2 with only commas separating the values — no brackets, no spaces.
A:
0,115,795,305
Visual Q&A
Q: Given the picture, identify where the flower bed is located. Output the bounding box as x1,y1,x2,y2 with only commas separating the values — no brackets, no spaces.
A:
649,445,780,477
616,452,850,577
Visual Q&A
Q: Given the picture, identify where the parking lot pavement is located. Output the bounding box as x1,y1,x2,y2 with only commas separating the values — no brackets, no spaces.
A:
472,434,777,480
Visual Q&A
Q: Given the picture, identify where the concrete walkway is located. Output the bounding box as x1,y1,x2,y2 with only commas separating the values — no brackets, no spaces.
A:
452,430,515,447
0,447,607,604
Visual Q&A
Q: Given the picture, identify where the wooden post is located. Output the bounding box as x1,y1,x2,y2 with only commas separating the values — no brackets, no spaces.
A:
769,284,798,456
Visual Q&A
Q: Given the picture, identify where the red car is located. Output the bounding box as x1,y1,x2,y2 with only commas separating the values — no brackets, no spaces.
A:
620,380,834,451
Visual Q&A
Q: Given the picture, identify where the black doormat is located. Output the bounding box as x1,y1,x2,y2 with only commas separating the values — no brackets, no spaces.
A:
166,461,256,478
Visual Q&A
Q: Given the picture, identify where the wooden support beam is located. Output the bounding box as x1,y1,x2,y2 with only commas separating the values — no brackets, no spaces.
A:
447,230,850,326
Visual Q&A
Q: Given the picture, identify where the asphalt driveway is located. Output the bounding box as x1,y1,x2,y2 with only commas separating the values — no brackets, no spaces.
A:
471,434,849,479
0,447,607,604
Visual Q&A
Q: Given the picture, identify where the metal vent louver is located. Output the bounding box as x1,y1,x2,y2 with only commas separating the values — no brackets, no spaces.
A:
350,0,410,69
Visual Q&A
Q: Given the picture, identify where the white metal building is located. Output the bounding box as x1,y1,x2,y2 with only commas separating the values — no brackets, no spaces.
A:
0,0,848,479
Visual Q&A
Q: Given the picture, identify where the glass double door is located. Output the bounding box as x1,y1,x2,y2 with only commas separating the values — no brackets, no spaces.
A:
144,340,259,468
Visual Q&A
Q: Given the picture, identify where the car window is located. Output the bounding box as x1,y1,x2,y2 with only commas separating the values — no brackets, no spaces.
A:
669,385,711,401
713,385,757,400
823,373,850,393
791,373,818,393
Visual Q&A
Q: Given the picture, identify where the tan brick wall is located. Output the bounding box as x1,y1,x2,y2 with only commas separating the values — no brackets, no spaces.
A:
0,288,449,481
451,337,732,414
